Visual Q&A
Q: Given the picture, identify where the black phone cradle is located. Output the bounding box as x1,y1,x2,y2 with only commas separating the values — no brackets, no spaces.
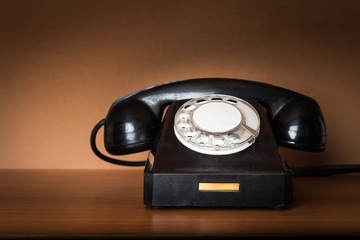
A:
144,99,293,208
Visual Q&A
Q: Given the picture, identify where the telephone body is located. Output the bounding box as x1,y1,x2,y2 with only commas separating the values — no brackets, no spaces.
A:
91,78,326,208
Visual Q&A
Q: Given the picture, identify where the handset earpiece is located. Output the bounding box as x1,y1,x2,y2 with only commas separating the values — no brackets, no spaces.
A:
90,98,161,166
272,99,326,151
104,98,161,155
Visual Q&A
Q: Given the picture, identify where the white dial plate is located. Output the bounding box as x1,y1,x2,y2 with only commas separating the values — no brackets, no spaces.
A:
174,95,260,155
192,102,242,133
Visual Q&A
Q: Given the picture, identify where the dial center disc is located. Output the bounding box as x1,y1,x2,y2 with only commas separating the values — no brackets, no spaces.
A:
192,102,242,133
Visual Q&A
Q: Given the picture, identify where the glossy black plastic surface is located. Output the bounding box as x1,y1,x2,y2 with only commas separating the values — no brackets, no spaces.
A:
144,100,293,207
105,98,161,155
272,99,326,151
104,78,326,155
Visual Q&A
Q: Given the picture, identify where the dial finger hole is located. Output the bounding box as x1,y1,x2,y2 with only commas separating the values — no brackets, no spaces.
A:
196,99,207,104
185,130,197,138
196,133,209,144
213,136,225,146
228,133,240,144
177,122,190,130
184,104,195,111
227,99,237,104
211,97,222,101
178,112,190,119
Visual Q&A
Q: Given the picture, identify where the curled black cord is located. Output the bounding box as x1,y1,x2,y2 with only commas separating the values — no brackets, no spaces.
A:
292,164,360,176
90,119,146,167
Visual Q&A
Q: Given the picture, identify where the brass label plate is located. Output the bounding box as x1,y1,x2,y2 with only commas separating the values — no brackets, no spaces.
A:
198,183,240,191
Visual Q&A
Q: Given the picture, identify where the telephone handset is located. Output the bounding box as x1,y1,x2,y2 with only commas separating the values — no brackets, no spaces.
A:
90,78,327,207
91,78,325,164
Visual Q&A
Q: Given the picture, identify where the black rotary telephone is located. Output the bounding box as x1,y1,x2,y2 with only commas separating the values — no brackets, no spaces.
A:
90,78,358,208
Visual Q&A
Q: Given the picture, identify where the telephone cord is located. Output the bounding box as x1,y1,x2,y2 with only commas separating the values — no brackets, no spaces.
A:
292,164,360,176
90,119,146,167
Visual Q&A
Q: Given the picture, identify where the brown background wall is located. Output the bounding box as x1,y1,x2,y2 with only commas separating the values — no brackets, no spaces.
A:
0,0,359,169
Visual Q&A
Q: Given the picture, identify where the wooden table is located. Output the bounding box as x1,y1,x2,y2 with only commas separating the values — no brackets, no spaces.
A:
1,169,359,238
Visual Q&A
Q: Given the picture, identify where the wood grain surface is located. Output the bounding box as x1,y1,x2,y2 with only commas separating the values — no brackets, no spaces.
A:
0,169,359,238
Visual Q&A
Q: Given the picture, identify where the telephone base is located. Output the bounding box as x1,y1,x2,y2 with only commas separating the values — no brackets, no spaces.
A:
143,100,293,208
144,167,292,208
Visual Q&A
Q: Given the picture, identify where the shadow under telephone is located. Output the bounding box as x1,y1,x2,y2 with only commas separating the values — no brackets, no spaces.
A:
91,78,359,208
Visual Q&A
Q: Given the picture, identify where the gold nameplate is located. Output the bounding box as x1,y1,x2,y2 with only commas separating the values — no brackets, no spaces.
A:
198,183,240,191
